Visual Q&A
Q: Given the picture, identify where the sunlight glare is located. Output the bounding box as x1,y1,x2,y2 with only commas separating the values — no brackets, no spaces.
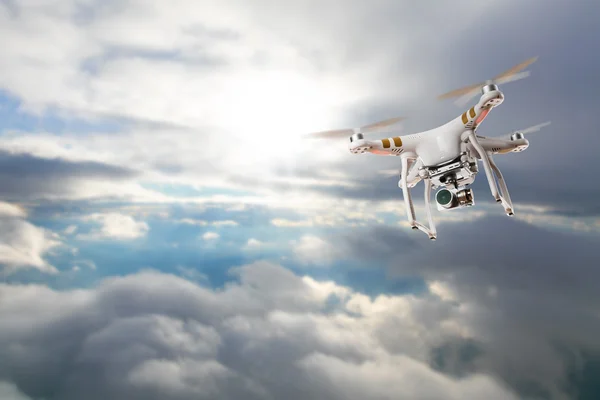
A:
215,70,346,166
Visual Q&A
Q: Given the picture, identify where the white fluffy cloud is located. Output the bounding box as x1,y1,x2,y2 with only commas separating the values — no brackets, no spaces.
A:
0,261,518,400
0,201,60,274
79,213,149,240
202,232,220,241
291,235,341,266
244,238,265,250
180,219,238,227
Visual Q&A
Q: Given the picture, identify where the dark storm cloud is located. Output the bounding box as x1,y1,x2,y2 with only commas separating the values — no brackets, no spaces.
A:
338,216,600,399
0,150,138,200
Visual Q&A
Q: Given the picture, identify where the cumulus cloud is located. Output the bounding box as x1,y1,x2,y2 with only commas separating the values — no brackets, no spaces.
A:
202,232,220,241
180,219,239,227
242,238,269,252
0,262,518,400
179,218,209,226
336,217,600,399
0,201,60,275
291,235,342,266
245,238,263,247
212,220,238,227
79,213,149,240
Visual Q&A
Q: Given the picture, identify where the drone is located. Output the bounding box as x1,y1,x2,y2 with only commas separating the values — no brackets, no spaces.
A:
308,57,550,240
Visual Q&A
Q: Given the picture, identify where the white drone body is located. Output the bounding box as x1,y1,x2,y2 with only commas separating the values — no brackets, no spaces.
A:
309,57,550,240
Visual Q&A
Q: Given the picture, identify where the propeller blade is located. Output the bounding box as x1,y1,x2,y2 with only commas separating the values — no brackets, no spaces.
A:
518,121,551,134
493,56,538,81
438,56,538,104
305,128,355,139
305,116,405,139
361,116,405,132
494,70,530,85
454,88,483,107
378,169,400,177
438,82,484,101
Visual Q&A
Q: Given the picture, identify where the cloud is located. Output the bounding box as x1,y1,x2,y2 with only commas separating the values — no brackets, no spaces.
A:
246,238,263,247
0,202,26,218
63,224,78,235
297,353,516,400
212,220,238,227
0,0,594,226
202,232,220,241
71,259,97,271
79,213,149,240
1,2,599,399
0,0,522,209
0,201,60,275
179,218,208,226
291,235,342,266
176,266,209,284
0,382,32,400
335,216,600,399
243,239,267,252
0,262,518,400
180,219,238,227
0,149,149,201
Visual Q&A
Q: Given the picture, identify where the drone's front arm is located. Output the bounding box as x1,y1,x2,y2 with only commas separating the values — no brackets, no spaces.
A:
467,136,529,157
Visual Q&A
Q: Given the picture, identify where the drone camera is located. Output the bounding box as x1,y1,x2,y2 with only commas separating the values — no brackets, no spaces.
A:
435,188,474,211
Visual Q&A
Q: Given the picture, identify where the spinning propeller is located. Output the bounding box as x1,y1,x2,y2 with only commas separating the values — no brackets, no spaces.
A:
514,121,552,135
499,121,551,140
306,116,405,139
438,57,538,106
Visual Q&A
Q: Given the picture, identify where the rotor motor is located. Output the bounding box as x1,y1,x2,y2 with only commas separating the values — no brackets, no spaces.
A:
510,132,525,141
350,133,364,142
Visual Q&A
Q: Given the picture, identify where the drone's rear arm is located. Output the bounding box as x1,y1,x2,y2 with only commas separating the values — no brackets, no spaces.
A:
349,134,413,157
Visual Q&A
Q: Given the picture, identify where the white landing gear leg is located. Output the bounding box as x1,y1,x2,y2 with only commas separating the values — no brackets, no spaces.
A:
400,156,437,240
487,152,515,216
466,130,501,202
423,177,437,239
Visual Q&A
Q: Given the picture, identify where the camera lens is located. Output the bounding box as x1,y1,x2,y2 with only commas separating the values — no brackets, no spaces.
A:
436,189,453,206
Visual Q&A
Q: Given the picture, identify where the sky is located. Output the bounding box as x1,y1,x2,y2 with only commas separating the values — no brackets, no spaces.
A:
1,1,600,399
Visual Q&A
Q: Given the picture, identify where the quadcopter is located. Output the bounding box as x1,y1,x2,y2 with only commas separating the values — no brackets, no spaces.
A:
308,57,550,240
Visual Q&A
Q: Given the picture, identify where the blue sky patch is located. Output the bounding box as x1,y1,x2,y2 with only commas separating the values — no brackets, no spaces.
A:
0,91,124,135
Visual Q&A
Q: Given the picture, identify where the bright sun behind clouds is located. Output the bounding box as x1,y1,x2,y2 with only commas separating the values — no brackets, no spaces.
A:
213,69,352,165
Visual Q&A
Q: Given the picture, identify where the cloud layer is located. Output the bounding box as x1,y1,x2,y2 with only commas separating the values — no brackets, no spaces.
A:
1,1,600,400
0,262,519,400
